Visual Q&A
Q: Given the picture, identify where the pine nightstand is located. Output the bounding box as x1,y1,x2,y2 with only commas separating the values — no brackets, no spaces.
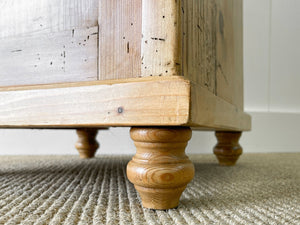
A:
0,0,251,210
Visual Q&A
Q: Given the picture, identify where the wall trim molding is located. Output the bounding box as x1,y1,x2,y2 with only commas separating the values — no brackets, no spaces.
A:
240,111,300,153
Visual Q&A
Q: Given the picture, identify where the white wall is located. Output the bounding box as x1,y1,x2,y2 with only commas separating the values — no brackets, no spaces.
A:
242,0,300,153
0,0,299,155
244,0,300,113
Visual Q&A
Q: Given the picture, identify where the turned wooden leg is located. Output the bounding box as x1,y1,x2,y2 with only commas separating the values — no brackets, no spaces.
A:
127,127,195,210
75,128,99,159
213,131,243,166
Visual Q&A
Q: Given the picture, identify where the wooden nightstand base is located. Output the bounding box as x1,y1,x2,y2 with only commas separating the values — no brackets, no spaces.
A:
213,131,243,166
127,127,195,210
75,128,99,159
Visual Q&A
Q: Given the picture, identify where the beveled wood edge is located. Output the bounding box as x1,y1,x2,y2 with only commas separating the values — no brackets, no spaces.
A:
0,76,185,92
0,76,251,131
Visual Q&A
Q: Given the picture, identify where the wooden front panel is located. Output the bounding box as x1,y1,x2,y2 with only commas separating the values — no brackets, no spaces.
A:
0,0,99,87
0,77,190,127
0,0,98,38
0,27,98,87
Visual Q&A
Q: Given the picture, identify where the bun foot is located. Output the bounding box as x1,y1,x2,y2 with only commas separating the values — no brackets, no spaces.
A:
213,131,243,166
127,127,194,210
75,128,99,159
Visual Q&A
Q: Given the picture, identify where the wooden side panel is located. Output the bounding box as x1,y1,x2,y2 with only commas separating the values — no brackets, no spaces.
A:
0,27,98,87
215,0,244,109
189,82,251,131
182,0,217,94
98,0,142,80
182,0,244,109
0,0,98,38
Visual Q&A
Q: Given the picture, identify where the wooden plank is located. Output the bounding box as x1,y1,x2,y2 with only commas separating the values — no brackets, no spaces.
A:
0,0,98,38
98,0,182,79
0,77,190,128
182,0,217,94
98,0,142,80
182,0,244,109
0,76,250,131
189,82,251,131
0,27,98,87
215,0,244,109
141,0,182,77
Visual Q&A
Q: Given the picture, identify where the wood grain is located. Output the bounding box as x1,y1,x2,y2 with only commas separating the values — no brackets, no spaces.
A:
213,131,243,166
127,127,194,209
0,27,98,87
0,0,245,112
0,0,98,38
75,128,99,159
189,82,251,131
182,0,244,109
141,0,182,77
0,77,190,128
98,0,142,80
182,0,217,94
215,0,244,109
138,0,244,109
0,76,250,130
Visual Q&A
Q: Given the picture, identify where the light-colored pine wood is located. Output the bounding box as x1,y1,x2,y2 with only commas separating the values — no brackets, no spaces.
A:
122,0,243,109
0,76,250,131
0,27,98,87
98,0,142,80
182,0,217,94
0,77,190,128
189,82,251,131
127,127,194,209
215,0,244,109
0,0,245,113
213,131,243,166
0,0,245,110
0,0,98,38
0,1,251,211
141,0,182,77
75,128,99,159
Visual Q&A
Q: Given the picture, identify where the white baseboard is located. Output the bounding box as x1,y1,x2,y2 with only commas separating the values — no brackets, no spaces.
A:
0,112,299,155
240,112,300,153
188,111,300,154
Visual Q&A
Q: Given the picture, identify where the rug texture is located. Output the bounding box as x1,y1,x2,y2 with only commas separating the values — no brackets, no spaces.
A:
0,153,299,225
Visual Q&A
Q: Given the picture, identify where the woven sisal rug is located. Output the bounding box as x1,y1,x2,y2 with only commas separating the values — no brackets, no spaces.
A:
0,153,299,224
